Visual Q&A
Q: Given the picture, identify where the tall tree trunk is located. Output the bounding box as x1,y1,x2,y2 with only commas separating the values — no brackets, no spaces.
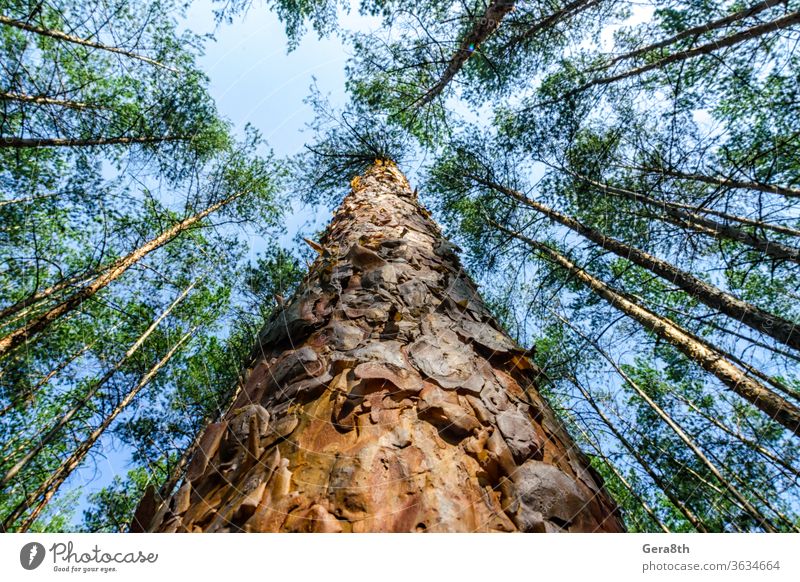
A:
0,192,239,360
0,334,103,417
534,10,800,106
0,281,196,486
588,0,787,73
0,15,177,71
569,375,709,531
3,327,196,532
0,91,94,110
475,175,800,350
571,174,800,265
491,219,800,436
0,271,92,323
554,312,779,531
631,165,800,199
582,170,800,237
0,135,186,149
144,160,623,533
415,0,517,108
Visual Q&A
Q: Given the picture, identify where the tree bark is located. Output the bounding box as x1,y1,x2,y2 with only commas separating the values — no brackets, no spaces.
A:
632,165,800,200
555,312,778,531
475,175,800,350
569,375,708,531
415,0,517,107
535,10,800,105
0,193,239,360
0,135,186,149
491,220,800,437
0,271,92,323
0,91,94,110
146,160,623,533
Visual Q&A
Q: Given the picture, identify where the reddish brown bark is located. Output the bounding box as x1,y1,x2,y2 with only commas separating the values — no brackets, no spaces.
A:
145,160,623,533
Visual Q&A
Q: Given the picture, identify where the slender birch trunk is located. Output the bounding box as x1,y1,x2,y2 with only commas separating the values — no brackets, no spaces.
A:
144,160,624,533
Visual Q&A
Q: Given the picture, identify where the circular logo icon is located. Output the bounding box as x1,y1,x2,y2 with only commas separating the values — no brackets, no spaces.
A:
20,542,46,570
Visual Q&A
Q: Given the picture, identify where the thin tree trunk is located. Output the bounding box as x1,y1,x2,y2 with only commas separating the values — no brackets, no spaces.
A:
5,327,196,532
0,192,240,360
0,334,102,418
475,176,800,350
535,10,800,104
0,14,178,72
0,135,186,149
669,388,800,480
568,174,800,265
0,282,196,486
416,0,516,107
499,0,601,54
491,219,800,436
0,192,60,208
571,421,671,532
145,160,624,533
0,90,94,110
555,312,779,531
588,0,787,73
0,271,92,323
631,164,800,199
569,375,708,531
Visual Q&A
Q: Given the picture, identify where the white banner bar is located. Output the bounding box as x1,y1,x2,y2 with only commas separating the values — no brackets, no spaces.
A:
2,533,798,581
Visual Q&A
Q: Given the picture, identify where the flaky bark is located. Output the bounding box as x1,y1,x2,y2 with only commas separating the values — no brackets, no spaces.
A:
491,220,800,437
145,160,623,533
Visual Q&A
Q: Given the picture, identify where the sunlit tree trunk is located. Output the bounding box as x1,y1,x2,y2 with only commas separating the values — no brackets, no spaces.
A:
144,160,624,533
0,194,240,360
3,326,196,532
491,220,800,437
474,176,800,349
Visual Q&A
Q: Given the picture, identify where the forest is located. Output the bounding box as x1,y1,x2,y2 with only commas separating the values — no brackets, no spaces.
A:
0,0,798,533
